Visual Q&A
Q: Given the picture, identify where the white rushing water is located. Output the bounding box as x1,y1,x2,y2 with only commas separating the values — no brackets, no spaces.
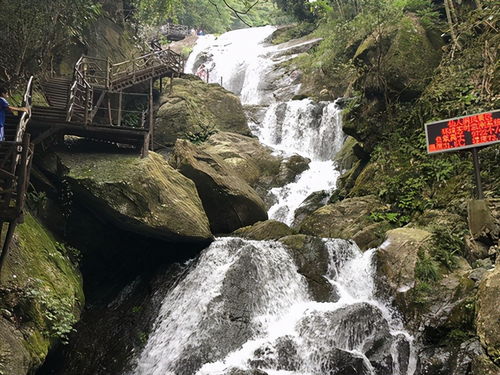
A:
132,26,416,375
186,26,344,225
134,238,416,375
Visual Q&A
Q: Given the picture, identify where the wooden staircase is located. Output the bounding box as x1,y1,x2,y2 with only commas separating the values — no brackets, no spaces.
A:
40,77,71,109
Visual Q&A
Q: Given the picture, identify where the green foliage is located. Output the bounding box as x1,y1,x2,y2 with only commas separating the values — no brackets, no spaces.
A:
415,251,440,283
369,211,409,226
22,279,78,343
27,191,48,215
431,227,467,270
132,0,286,33
55,242,82,267
183,123,218,144
0,0,101,85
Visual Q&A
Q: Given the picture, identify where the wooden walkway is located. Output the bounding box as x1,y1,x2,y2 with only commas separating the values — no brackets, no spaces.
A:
0,47,184,273
30,47,184,155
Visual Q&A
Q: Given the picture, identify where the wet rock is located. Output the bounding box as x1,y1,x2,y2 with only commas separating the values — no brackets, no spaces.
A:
169,139,268,233
334,136,361,172
279,235,337,302
320,348,370,375
299,195,387,250
274,154,310,186
292,190,330,228
233,220,295,241
155,77,250,146
227,368,269,375
476,262,500,361
169,238,307,375
38,150,213,243
418,339,489,375
468,200,499,246
297,303,396,374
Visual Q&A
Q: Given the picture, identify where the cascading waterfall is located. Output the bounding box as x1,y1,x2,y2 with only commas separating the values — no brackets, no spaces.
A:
134,238,416,375
186,26,344,225
132,27,417,375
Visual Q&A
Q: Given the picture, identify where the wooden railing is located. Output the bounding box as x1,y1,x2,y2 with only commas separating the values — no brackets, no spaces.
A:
66,49,183,126
67,57,95,124
110,48,184,84
16,76,34,142
159,23,190,38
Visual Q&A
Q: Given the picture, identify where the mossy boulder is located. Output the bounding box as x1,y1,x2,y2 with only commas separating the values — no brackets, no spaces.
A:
476,262,500,364
292,190,330,228
279,235,337,302
201,132,282,186
376,228,476,339
233,220,294,241
38,151,213,244
298,195,388,250
353,15,442,101
169,139,268,234
376,228,433,296
154,77,250,147
0,214,83,375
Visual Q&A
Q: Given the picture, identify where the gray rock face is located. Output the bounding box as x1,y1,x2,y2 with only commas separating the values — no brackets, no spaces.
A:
169,139,268,233
279,235,337,302
292,190,330,228
297,303,395,373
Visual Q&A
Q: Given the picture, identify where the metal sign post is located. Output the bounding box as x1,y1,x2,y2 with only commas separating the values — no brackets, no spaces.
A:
471,147,484,199
425,109,500,199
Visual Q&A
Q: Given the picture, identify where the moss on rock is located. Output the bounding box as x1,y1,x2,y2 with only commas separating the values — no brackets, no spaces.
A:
476,262,500,364
154,77,250,147
233,220,295,241
0,213,83,375
298,195,387,250
38,151,213,244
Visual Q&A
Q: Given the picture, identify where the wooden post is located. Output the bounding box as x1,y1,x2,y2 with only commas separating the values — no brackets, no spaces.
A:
160,78,163,93
84,87,90,125
106,57,111,89
107,96,113,126
149,79,154,150
0,222,17,274
117,91,123,127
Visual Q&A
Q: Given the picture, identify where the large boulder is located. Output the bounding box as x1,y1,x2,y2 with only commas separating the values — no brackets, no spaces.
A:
169,139,268,233
279,235,337,302
154,77,250,147
0,214,84,375
200,132,282,186
233,220,295,241
38,151,213,244
476,262,500,362
200,132,310,206
376,228,433,294
298,195,388,250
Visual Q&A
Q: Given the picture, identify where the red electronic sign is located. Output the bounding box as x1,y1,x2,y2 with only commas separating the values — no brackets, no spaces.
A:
425,110,500,154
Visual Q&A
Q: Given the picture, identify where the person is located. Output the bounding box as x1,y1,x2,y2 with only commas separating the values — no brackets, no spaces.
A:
0,87,28,141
